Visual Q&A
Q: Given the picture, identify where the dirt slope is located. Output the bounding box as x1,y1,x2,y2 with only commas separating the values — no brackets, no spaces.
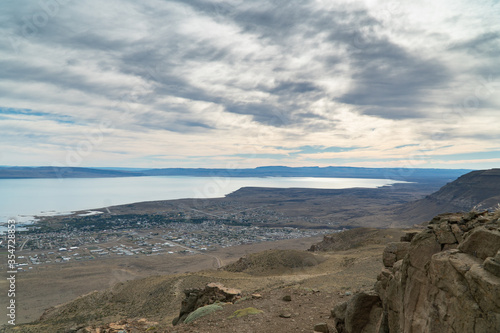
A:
398,168,500,224
3,228,410,333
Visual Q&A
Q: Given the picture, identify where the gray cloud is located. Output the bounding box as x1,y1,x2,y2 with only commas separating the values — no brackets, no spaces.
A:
0,59,125,99
0,1,451,123
448,32,500,56
338,43,450,117
269,81,320,94
0,0,499,167
225,102,291,127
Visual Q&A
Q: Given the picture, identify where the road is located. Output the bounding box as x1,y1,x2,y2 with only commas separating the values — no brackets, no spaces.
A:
209,254,222,268
19,238,30,251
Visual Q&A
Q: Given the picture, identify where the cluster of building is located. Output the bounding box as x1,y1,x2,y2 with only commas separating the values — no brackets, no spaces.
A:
0,215,333,271
161,221,329,249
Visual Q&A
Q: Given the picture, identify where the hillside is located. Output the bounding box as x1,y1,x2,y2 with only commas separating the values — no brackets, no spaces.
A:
7,209,499,332
4,169,499,332
3,228,409,332
399,168,500,223
223,249,325,275
14,211,498,333
308,228,409,252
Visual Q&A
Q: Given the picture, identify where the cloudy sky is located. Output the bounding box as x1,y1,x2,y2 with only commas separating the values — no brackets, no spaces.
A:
1,0,499,169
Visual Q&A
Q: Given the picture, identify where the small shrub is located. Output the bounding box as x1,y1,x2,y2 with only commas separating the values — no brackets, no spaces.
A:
228,307,263,319
184,304,223,324
493,203,500,218
234,296,249,304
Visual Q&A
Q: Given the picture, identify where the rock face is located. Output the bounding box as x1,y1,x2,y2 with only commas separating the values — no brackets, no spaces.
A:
382,242,410,267
333,211,500,333
314,322,330,333
172,283,241,325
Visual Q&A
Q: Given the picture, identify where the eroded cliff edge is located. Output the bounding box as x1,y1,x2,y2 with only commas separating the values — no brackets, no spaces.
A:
333,210,500,333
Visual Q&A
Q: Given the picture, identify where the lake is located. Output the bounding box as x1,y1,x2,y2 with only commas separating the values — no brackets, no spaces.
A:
0,176,404,230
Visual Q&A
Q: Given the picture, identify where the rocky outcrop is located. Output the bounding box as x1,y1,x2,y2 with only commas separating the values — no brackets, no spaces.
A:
382,242,410,267
332,291,385,333
314,322,331,333
333,211,500,333
172,282,241,325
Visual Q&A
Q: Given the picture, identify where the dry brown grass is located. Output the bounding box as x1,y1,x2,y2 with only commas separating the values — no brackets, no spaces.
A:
223,249,325,275
0,236,324,327
1,229,412,332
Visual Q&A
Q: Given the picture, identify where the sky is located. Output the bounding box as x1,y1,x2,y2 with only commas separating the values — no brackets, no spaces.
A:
0,0,499,170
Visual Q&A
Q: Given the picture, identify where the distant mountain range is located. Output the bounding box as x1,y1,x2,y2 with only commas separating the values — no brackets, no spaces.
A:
0,165,472,182
0,166,144,179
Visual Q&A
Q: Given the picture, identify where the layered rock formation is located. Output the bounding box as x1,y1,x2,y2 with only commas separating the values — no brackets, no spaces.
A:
172,282,241,325
333,210,500,332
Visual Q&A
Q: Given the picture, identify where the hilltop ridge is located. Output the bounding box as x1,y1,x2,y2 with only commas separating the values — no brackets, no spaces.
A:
333,210,500,332
0,165,471,181
399,168,500,223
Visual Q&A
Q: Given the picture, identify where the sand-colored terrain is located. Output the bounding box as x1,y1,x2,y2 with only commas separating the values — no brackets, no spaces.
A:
0,236,323,326
2,228,417,332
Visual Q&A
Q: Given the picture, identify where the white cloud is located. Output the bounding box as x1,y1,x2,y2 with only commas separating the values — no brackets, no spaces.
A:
0,0,499,168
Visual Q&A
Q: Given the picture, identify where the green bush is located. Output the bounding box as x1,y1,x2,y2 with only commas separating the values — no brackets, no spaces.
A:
228,307,263,319
184,304,223,324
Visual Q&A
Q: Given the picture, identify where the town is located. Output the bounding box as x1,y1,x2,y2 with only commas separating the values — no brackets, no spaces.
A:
0,216,333,271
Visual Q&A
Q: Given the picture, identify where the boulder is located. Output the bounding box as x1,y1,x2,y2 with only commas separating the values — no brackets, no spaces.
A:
434,223,457,244
184,304,223,324
407,229,441,270
466,263,500,311
343,211,500,333
484,257,500,277
400,232,417,242
172,283,241,325
458,227,500,259
332,301,347,321
394,213,499,332
205,282,241,302
279,312,292,318
382,242,410,267
332,291,383,333
450,223,464,242
313,322,330,333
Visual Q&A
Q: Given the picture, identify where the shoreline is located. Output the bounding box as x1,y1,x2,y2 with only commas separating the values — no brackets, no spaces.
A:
0,176,408,229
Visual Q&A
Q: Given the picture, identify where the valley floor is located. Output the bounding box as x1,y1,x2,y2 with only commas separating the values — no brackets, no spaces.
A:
2,228,415,332
0,235,323,326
